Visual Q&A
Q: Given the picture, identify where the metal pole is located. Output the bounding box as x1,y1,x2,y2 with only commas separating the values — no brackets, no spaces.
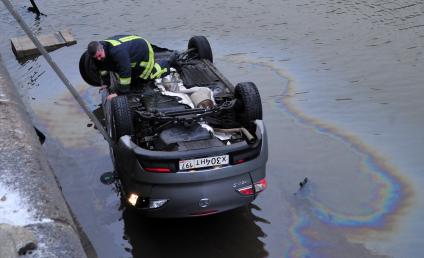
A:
1,0,113,145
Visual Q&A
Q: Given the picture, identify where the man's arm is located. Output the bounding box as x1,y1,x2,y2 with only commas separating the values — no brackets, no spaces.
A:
99,70,110,85
110,49,132,94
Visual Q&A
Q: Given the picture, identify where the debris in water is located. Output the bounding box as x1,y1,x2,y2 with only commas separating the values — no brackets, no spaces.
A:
27,0,46,16
295,91,309,95
299,177,308,189
293,177,309,196
100,172,117,185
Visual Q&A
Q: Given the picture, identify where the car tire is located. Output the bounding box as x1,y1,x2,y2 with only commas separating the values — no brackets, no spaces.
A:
234,82,263,126
188,36,213,62
79,51,102,86
111,96,134,142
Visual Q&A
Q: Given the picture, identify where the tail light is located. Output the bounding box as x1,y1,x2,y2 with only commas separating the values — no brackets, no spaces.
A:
127,193,168,209
236,178,267,196
144,167,171,173
137,158,177,173
149,199,169,209
231,145,261,165
254,178,267,192
128,193,139,206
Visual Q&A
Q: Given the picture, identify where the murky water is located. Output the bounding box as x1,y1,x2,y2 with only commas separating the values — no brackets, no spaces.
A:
1,0,424,257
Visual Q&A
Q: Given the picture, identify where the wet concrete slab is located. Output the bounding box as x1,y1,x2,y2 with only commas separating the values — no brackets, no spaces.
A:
11,28,76,59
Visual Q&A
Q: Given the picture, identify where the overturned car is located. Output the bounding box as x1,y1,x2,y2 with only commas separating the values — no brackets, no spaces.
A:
80,36,268,217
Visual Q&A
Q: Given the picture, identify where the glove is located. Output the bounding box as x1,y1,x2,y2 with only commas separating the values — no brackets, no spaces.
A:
168,51,179,67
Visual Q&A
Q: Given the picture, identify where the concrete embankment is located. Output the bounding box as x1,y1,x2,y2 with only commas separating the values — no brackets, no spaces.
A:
0,54,95,257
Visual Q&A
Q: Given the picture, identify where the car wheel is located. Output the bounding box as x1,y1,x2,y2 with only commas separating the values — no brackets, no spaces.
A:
188,36,213,62
79,51,102,86
111,95,134,142
234,82,263,126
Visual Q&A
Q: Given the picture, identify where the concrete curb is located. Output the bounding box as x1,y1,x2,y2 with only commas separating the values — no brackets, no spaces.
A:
0,54,95,257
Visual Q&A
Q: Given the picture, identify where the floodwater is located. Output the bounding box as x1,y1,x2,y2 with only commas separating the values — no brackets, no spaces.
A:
1,0,424,257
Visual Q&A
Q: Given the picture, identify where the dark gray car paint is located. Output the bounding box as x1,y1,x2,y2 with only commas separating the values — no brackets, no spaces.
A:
113,121,267,217
101,74,267,217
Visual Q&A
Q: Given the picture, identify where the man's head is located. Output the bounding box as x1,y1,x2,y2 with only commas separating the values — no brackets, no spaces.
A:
87,41,105,61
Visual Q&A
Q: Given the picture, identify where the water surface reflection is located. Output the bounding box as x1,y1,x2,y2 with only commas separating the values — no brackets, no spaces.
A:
124,205,268,258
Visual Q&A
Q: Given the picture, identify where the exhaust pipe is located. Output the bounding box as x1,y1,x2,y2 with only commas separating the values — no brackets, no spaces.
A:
214,127,255,144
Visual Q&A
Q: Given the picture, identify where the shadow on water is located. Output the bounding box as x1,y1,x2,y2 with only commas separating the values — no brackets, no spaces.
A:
123,204,269,258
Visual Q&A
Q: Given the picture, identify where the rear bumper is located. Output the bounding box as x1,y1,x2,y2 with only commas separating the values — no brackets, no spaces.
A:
114,121,268,217
125,167,265,218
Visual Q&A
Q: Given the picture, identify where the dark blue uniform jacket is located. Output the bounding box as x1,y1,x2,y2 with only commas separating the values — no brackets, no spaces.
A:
95,35,150,84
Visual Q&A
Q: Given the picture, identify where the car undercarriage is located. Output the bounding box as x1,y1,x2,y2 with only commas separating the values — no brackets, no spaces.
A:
80,36,268,217
123,62,260,152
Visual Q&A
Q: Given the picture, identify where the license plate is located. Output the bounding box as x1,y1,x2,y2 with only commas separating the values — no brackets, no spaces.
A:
179,155,229,170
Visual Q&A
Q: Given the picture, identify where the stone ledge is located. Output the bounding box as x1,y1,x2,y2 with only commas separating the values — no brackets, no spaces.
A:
0,54,93,258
